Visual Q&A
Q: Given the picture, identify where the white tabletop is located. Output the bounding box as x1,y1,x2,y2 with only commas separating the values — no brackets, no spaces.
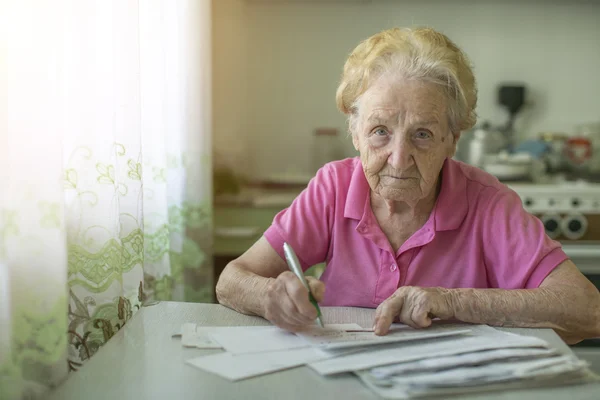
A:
47,302,600,400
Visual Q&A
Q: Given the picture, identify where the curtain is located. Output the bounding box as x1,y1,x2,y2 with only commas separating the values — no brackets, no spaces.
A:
0,1,213,398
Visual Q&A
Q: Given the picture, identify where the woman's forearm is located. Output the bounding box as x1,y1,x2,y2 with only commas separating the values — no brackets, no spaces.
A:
449,286,600,344
215,262,272,317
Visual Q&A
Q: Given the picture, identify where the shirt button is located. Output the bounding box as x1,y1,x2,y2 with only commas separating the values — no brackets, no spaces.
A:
390,264,397,272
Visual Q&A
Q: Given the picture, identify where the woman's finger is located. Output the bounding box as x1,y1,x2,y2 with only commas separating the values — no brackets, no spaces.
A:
411,304,432,328
266,275,312,327
271,315,305,333
279,290,313,325
284,275,318,320
374,295,404,335
306,277,326,303
399,300,420,329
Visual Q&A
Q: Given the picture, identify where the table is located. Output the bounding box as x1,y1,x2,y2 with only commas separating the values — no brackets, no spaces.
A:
47,302,600,400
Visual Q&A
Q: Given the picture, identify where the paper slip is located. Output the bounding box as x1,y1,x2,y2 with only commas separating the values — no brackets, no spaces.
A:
186,347,329,381
180,323,363,353
208,323,363,355
388,355,580,387
181,323,223,349
309,327,551,375
298,322,472,351
371,347,559,378
181,324,277,349
355,361,595,399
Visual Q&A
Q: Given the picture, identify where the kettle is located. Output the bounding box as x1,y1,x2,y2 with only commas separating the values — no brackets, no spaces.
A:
564,122,600,178
455,121,507,168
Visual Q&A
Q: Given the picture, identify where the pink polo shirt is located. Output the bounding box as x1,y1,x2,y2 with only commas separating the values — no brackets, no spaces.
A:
264,157,568,308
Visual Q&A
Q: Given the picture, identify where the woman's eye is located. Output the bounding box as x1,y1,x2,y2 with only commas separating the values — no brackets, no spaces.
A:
415,130,432,139
374,128,388,136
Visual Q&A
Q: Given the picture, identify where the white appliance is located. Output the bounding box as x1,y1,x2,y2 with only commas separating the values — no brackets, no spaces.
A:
509,180,600,371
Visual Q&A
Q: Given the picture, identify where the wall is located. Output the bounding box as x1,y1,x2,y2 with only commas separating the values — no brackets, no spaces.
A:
216,0,600,179
212,0,251,172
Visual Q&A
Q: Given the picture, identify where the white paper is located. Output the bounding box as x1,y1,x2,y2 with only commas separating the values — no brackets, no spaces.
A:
209,326,307,354
356,360,593,400
207,323,362,355
181,324,276,349
298,322,471,351
186,347,328,381
309,327,550,375
181,323,223,349
388,355,581,387
371,347,559,378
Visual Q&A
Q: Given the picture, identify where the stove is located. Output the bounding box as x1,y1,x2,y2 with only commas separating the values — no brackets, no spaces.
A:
509,181,600,246
508,180,600,372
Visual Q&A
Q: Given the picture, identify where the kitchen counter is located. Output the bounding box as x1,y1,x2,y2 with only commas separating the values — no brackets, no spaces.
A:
215,187,303,208
213,188,300,256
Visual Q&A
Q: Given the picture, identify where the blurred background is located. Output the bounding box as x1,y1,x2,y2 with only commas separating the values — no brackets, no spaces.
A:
213,0,599,181
212,0,600,370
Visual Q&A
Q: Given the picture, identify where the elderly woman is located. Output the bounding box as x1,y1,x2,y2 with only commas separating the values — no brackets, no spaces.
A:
216,27,600,343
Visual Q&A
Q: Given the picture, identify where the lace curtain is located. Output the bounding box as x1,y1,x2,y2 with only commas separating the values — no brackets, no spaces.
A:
0,1,212,398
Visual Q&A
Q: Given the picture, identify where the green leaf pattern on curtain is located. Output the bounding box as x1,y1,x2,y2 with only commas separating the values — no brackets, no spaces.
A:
1,1,213,398
64,144,213,371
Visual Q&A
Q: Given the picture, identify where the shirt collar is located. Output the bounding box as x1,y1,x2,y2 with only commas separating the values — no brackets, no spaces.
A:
344,158,369,220
344,157,468,231
433,158,468,231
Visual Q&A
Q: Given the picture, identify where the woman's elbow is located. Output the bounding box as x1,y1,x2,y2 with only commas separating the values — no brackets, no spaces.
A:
574,287,600,342
215,262,234,305
590,291,600,338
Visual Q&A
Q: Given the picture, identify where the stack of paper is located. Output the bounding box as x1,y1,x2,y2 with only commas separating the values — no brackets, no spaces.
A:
305,325,595,398
181,322,472,381
180,321,597,398
356,355,592,399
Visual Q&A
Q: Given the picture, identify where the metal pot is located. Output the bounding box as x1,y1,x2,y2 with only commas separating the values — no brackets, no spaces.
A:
455,122,507,168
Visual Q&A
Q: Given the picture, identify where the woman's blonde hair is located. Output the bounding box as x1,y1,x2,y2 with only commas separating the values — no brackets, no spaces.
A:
336,27,477,135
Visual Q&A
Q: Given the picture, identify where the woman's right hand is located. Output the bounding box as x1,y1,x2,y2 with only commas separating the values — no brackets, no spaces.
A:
262,271,326,332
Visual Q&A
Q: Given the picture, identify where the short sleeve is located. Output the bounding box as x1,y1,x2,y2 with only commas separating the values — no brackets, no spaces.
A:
263,164,335,271
482,189,568,289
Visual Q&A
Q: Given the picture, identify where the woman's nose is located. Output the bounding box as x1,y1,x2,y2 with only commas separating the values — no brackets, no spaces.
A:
387,137,413,170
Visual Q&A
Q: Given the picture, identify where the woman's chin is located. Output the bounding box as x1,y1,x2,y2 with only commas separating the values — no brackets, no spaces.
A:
378,187,421,203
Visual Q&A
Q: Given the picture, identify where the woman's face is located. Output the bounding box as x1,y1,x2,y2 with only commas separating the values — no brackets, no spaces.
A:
352,76,457,206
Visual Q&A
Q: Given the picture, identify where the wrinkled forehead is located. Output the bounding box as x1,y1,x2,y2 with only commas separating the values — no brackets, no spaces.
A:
359,77,449,123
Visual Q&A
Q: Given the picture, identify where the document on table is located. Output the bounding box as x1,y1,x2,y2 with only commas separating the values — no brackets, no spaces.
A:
208,323,363,355
370,347,559,378
186,347,330,381
308,326,551,375
387,355,581,387
297,322,472,351
181,324,285,349
181,323,224,349
356,358,594,400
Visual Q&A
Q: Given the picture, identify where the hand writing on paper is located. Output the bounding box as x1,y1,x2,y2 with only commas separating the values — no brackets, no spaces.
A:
373,286,455,335
263,271,326,332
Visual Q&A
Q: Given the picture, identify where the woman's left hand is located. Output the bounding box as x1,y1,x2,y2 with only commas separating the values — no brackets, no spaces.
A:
373,286,456,335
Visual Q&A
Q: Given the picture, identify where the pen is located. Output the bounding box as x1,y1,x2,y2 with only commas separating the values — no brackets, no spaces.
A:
283,242,324,328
